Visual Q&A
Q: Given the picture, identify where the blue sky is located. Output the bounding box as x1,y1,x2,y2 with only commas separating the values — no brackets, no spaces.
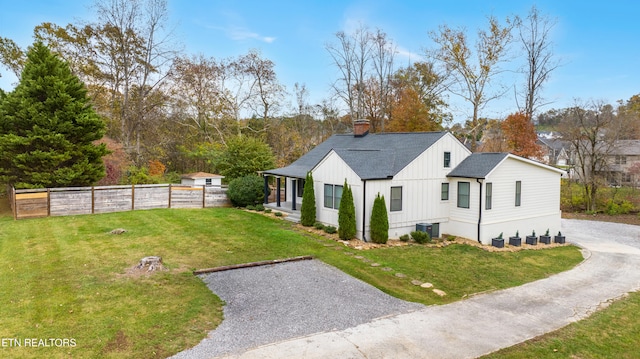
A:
1,0,639,123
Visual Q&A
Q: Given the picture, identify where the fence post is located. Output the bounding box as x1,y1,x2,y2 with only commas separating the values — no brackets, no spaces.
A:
91,186,95,214
168,184,172,208
47,188,51,217
131,184,135,210
202,185,206,208
12,186,17,220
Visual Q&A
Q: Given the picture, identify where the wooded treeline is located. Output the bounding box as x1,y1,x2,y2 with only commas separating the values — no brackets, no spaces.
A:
1,1,640,187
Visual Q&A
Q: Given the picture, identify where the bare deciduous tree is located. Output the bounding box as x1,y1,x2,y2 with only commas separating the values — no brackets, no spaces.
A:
326,25,396,131
517,6,560,120
559,100,617,212
429,16,514,151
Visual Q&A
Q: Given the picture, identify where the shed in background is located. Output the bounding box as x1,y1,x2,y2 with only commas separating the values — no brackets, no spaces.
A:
181,172,225,187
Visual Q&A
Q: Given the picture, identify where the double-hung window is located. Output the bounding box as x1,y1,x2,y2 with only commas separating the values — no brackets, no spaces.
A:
485,182,492,210
441,183,449,200
457,182,470,208
324,184,343,209
444,152,451,168
390,186,403,211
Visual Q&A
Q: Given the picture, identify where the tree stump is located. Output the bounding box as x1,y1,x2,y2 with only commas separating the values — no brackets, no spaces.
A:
135,256,166,272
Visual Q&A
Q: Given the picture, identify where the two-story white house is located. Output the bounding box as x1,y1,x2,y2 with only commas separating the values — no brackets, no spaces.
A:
263,120,564,244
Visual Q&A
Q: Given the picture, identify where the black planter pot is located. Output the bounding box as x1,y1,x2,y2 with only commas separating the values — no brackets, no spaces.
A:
492,238,504,248
554,235,565,244
526,235,538,245
509,236,521,246
539,235,551,244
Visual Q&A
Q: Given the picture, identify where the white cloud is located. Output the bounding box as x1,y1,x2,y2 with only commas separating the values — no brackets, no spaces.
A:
395,46,424,64
227,26,276,43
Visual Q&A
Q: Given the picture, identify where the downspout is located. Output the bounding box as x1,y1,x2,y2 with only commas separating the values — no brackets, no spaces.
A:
476,178,483,243
362,180,367,242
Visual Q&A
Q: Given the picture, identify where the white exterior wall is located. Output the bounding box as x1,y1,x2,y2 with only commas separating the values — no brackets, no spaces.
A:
445,178,482,241
312,151,364,239
386,133,470,238
181,178,196,186
481,158,562,244
181,177,222,187
448,157,562,244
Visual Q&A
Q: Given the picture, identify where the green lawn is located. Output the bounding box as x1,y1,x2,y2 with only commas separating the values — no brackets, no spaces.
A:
0,207,583,358
482,291,640,359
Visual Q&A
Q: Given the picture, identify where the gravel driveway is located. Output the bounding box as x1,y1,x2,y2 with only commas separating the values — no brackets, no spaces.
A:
170,259,424,358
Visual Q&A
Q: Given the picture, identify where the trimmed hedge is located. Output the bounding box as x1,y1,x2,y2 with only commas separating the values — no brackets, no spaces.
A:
370,193,389,244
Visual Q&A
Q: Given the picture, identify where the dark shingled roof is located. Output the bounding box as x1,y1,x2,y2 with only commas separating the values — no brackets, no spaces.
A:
264,132,448,179
446,152,508,179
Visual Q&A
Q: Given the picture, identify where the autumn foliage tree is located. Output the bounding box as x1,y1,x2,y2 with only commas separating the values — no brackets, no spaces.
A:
387,88,441,132
501,112,542,159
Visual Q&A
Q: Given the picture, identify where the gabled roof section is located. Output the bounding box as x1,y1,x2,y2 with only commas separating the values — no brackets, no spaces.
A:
181,172,224,179
264,132,448,179
447,152,565,179
332,148,396,180
447,153,508,179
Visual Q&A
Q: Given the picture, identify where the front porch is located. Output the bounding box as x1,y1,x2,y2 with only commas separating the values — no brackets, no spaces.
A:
264,201,301,222
262,173,305,217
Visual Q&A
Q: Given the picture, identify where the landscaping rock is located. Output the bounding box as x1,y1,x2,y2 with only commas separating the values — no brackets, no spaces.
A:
420,282,434,288
110,228,127,235
381,267,393,272
411,280,422,286
395,273,407,278
433,289,447,297
370,263,381,267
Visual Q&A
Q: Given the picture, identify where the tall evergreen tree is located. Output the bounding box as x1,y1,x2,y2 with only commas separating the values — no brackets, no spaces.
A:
338,179,356,240
0,42,108,188
300,171,316,226
370,193,389,244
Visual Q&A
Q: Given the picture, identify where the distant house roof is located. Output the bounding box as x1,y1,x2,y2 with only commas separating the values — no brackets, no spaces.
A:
181,172,224,179
264,132,449,179
538,137,570,152
447,153,508,179
447,152,565,179
612,140,640,156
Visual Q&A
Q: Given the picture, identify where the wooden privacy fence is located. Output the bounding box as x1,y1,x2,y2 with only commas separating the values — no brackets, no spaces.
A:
9,184,230,220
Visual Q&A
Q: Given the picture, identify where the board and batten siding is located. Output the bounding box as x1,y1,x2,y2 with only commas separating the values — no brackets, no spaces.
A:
386,132,471,237
311,150,364,238
445,179,481,241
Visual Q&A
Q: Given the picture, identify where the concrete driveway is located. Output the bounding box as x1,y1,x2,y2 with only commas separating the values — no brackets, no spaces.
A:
214,219,640,359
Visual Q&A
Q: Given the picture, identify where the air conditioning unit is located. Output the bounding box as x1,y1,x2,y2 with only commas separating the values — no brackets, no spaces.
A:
416,223,433,238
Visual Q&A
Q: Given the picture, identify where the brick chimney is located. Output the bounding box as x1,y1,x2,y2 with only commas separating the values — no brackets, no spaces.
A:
353,119,370,137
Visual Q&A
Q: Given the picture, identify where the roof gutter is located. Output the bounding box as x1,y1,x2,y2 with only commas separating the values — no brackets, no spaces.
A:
476,178,483,243
362,179,367,242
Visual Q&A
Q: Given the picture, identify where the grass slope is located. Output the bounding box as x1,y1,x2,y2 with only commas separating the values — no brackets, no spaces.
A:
482,291,640,359
0,207,582,358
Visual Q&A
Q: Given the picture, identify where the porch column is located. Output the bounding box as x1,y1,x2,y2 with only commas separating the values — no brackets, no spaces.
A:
291,179,297,211
276,177,281,207
263,175,269,204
